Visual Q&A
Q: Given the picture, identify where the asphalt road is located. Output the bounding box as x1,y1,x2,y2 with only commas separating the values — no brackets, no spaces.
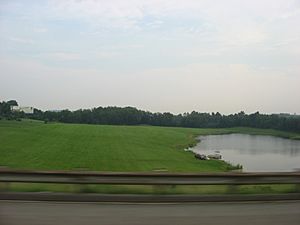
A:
1,201,300,225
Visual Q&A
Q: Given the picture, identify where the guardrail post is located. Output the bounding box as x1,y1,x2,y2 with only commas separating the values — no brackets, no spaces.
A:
77,184,89,193
0,181,10,192
227,184,238,194
227,177,239,194
153,184,172,194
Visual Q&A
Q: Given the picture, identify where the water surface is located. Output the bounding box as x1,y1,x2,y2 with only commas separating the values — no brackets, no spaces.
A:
191,134,300,172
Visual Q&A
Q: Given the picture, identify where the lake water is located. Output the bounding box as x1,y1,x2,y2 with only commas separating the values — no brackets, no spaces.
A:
191,134,300,172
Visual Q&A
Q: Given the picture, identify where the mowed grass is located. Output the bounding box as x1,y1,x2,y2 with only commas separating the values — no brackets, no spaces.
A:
0,120,299,172
1,120,300,195
0,120,230,172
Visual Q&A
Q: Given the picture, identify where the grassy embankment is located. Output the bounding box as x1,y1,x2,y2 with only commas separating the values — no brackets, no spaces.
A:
0,119,299,194
0,119,235,172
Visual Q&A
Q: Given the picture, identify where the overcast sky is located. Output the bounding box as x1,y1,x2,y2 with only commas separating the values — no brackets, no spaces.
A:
0,0,300,114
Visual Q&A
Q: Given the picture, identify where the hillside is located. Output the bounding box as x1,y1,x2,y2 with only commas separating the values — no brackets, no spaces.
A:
0,120,232,172
1,120,299,172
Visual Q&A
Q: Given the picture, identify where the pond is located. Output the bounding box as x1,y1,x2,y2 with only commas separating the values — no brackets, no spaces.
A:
190,134,300,172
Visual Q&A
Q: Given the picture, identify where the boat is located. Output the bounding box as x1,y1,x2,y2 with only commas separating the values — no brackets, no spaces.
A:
207,153,222,160
194,153,208,160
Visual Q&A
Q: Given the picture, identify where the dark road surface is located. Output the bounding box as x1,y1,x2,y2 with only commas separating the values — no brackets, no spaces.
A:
1,200,300,225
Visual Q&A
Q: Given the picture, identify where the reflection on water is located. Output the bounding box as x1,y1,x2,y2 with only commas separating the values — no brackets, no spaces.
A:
191,134,300,172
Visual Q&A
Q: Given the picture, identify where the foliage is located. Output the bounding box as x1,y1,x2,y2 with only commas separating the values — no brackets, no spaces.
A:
33,108,300,133
1,100,300,132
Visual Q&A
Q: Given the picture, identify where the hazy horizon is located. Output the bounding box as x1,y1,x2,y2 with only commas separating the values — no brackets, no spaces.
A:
1,0,300,114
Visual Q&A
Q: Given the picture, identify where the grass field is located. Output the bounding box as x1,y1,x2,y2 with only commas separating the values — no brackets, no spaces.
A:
1,119,299,172
1,119,300,194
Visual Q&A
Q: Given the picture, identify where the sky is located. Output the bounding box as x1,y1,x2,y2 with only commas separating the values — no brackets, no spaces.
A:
0,0,300,114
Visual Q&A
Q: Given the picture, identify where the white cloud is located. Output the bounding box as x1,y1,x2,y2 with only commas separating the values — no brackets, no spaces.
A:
33,27,48,33
43,52,81,61
223,27,267,47
96,51,121,59
47,0,299,26
45,0,300,51
9,37,35,44
49,0,145,29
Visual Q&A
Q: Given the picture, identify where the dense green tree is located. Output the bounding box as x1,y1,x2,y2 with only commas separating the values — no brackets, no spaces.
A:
0,100,18,118
1,100,300,133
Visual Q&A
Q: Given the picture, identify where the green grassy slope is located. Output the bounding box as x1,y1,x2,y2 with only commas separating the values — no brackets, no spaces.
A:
0,120,299,172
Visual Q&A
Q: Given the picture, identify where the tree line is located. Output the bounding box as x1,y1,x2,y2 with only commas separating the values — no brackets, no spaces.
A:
1,100,300,132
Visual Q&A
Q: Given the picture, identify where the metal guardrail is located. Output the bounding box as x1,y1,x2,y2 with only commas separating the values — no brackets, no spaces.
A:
1,169,300,185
